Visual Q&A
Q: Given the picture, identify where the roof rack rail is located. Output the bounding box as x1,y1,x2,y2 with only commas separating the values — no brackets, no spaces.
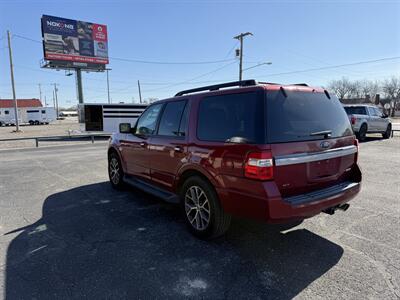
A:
257,82,309,87
174,79,258,97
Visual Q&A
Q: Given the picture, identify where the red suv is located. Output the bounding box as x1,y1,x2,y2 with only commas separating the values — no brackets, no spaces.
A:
108,80,361,238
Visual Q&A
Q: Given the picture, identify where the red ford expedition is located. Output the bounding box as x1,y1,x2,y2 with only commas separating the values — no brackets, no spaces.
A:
108,80,362,238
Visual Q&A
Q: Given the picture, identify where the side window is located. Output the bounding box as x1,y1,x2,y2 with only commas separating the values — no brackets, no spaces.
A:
5,111,9,115
157,100,187,137
197,92,264,143
374,108,383,117
135,103,163,135
42,110,46,114
368,107,378,117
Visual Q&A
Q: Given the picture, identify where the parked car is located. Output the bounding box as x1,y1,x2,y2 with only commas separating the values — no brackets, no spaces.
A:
108,80,362,238
343,104,392,141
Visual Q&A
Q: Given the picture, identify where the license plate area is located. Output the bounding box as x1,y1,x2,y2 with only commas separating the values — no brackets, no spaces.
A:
307,158,340,181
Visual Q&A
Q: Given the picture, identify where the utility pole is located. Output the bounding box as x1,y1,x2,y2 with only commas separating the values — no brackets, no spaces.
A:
7,30,20,132
53,83,59,119
38,83,43,105
106,68,111,104
233,32,253,81
52,90,56,108
137,80,142,104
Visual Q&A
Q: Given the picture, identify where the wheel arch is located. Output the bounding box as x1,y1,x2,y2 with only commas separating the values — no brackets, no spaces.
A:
360,122,368,131
107,146,127,173
174,165,221,195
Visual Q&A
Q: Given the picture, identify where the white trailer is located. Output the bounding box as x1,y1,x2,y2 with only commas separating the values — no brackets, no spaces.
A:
0,107,56,126
0,107,23,126
78,103,148,133
41,107,57,124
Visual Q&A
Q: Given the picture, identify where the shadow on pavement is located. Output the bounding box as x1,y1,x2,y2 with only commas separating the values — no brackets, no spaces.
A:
5,182,343,299
360,135,386,143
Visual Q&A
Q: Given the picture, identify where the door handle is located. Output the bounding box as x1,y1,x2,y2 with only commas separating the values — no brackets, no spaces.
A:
174,146,183,153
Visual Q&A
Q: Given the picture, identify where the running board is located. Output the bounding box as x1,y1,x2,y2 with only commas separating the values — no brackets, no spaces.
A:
123,175,180,204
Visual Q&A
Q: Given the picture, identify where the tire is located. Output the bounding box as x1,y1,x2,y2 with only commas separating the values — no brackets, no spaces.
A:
357,124,367,142
180,176,231,239
108,152,125,190
29,120,34,125
382,124,391,139
34,121,39,125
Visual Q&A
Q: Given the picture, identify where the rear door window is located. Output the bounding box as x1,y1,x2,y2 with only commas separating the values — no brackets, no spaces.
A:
157,100,187,137
266,90,353,143
197,91,264,143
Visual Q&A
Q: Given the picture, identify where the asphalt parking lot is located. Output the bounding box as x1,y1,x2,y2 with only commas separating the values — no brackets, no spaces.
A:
0,137,399,299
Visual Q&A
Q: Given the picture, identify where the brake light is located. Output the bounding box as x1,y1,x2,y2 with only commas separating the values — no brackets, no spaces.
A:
245,151,274,180
351,115,356,125
354,139,359,163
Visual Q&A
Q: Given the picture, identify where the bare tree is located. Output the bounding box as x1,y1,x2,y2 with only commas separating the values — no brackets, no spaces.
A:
382,76,400,116
360,79,380,100
328,77,353,99
349,80,362,98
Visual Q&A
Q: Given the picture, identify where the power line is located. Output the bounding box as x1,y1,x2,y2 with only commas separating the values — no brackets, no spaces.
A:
12,34,42,44
143,60,237,93
224,41,239,58
256,56,400,78
11,33,237,65
109,56,235,65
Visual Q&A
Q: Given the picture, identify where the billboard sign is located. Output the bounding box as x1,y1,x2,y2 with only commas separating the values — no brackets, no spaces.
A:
41,15,108,65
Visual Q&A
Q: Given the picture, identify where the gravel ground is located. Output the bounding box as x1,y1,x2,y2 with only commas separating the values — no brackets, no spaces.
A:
0,137,399,299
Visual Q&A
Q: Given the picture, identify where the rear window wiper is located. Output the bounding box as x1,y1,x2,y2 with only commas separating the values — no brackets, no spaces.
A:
309,130,332,138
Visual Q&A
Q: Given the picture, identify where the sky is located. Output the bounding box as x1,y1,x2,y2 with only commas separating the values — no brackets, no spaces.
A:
0,0,399,108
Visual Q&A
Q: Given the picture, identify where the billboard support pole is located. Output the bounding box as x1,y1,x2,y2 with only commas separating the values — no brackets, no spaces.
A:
106,68,111,104
76,68,84,104
7,30,20,132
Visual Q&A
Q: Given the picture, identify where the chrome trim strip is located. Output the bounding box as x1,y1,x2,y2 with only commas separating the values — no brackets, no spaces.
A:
275,145,357,166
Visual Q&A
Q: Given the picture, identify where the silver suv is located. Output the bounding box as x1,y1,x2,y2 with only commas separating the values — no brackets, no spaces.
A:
343,104,392,141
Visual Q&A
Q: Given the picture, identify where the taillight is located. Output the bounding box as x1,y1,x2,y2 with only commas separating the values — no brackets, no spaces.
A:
244,151,274,180
354,139,359,163
351,115,356,125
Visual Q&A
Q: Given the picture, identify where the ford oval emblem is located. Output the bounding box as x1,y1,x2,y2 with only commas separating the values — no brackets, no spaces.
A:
320,141,331,149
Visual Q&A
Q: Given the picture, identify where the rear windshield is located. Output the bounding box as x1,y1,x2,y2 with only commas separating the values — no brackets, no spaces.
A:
344,106,367,115
266,90,353,143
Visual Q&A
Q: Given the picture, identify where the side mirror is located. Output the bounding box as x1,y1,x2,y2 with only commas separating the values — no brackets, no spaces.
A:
119,123,132,133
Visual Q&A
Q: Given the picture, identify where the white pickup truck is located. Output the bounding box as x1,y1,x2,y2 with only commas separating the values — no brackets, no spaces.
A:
343,104,392,141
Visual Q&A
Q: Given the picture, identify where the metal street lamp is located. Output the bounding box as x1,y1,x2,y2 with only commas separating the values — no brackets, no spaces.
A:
243,62,272,72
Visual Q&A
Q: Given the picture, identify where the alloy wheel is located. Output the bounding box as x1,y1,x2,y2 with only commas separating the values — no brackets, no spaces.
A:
109,157,120,185
185,185,211,231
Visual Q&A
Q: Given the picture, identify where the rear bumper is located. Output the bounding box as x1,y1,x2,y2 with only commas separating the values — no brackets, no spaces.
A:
266,181,360,223
217,176,361,224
